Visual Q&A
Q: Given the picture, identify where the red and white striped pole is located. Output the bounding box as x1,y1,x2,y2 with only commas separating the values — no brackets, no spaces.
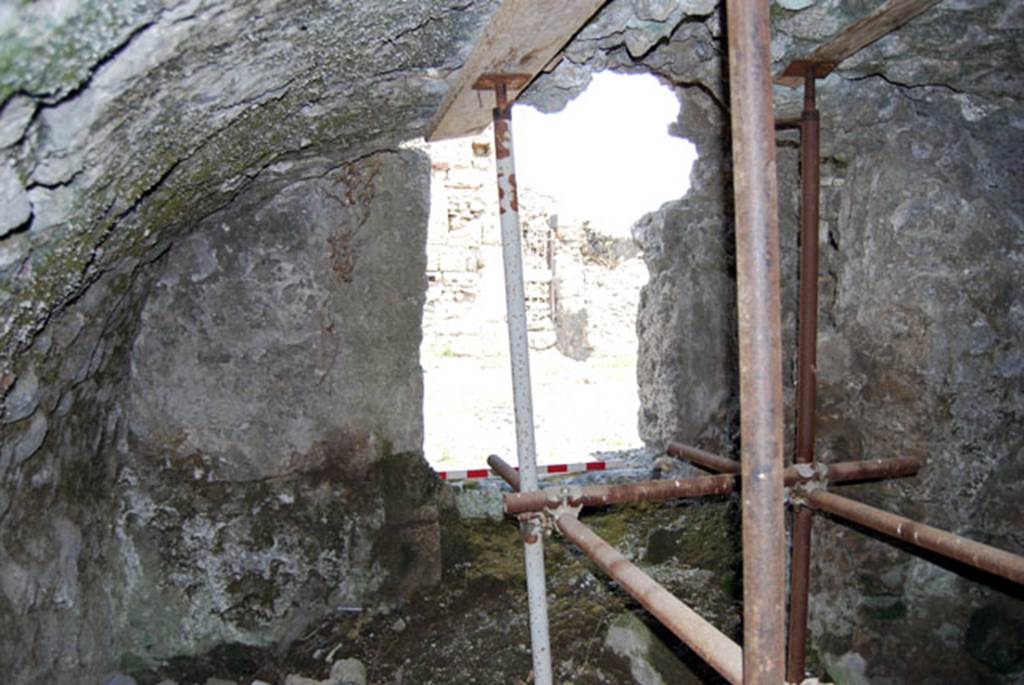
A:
437,458,624,482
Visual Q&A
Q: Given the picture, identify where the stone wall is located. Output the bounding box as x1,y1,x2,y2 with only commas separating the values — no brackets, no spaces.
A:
0,2,498,682
0,254,150,684
0,149,441,684
792,75,1024,684
114,150,439,668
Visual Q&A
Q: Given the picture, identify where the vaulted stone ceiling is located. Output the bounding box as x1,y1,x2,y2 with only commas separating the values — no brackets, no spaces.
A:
0,0,498,370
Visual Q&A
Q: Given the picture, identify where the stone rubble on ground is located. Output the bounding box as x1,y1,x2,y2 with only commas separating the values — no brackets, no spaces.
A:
103,675,138,685
603,612,700,685
330,657,369,685
281,658,368,685
445,446,660,520
284,676,320,685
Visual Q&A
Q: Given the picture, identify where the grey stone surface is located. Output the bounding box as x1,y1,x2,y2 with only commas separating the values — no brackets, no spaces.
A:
0,150,444,682
0,159,31,236
632,85,736,450
329,657,368,685
2,365,39,423
284,676,320,685
772,0,1023,101
603,612,701,685
775,0,817,11
10,411,48,465
0,96,35,149
796,74,1024,684
0,0,497,374
820,652,869,685
109,151,442,666
452,485,505,522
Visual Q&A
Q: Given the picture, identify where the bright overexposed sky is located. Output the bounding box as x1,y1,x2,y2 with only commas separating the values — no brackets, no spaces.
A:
513,70,697,236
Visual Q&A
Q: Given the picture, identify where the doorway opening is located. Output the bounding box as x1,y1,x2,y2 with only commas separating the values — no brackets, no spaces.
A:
420,70,697,473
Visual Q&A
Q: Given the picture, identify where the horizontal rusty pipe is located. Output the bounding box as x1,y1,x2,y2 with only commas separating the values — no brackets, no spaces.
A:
819,457,921,483
555,513,744,685
505,474,737,515
502,456,921,514
487,454,521,491
803,490,1024,585
667,442,741,474
774,116,802,129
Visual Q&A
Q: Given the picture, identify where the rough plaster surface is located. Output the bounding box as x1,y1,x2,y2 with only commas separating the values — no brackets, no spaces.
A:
633,85,737,452
111,150,438,666
797,75,1024,684
129,152,428,479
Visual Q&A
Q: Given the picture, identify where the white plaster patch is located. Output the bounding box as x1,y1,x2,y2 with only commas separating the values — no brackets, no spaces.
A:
775,0,817,10
0,159,31,236
954,93,1000,123
0,561,36,614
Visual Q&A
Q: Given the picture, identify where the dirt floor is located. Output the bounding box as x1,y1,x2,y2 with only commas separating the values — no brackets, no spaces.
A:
423,349,642,471
132,479,744,685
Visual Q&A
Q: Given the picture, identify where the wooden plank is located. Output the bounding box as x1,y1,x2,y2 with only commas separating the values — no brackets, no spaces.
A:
776,0,940,87
425,0,607,142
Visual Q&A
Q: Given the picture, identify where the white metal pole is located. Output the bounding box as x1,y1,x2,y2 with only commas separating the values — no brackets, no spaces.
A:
490,80,553,685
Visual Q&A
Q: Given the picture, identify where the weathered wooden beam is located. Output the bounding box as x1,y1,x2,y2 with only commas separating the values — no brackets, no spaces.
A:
425,0,607,142
776,0,940,86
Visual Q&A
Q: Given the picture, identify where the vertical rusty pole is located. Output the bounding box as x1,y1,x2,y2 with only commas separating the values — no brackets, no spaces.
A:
489,79,554,685
725,1,787,683
787,69,820,684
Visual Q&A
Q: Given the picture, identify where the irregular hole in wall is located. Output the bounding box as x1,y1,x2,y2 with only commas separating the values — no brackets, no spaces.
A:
419,70,696,473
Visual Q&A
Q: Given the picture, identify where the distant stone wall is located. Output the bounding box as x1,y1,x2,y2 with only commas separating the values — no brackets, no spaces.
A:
420,128,644,361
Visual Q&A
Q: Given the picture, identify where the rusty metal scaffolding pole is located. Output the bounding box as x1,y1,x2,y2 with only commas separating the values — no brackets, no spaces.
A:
505,473,739,513
487,455,745,684
803,490,1024,586
503,456,922,514
556,514,745,685
487,454,522,491
667,442,741,474
787,68,822,684
485,78,553,685
725,0,788,681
